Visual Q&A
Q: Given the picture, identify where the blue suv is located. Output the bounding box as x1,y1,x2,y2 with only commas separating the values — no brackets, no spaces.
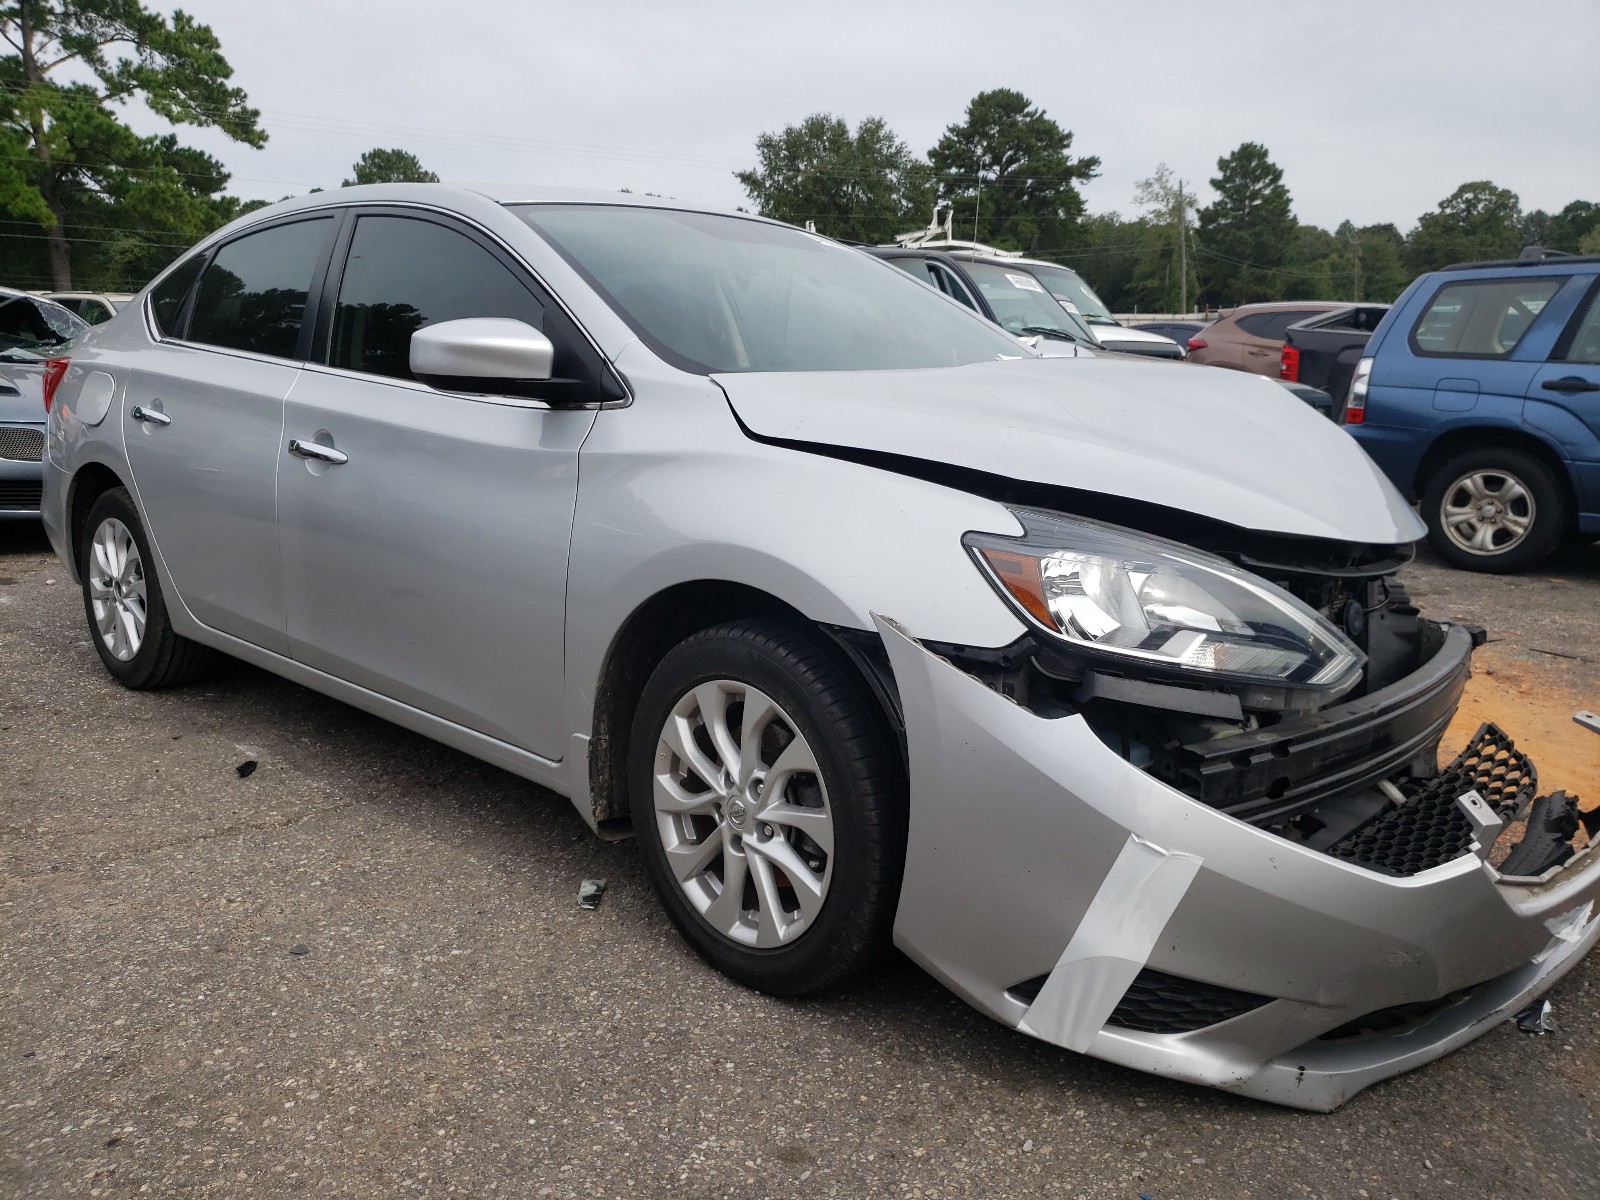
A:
1345,250,1600,571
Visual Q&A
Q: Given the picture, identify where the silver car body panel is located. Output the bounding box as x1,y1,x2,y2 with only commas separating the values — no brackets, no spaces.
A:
38,184,1595,1110
714,357,1425,544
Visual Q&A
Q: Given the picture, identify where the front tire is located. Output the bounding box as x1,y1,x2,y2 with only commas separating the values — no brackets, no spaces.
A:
80,487,211,689
628,620,905,997
1420,448,1566,573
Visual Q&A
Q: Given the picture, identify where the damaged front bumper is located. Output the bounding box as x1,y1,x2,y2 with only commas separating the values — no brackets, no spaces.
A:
875,616,1600,1112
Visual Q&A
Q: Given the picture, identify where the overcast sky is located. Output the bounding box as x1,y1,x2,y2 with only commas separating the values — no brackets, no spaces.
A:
133,0,1599,232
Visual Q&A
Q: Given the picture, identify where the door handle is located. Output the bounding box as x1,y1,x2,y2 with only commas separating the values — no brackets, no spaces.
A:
288,438,348,466
130,405,171,426
1541,376,1600,394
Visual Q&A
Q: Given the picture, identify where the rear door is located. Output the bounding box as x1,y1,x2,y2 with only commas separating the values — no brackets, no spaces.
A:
1235,309,1324,376
276,209,601,758
121,215,338,653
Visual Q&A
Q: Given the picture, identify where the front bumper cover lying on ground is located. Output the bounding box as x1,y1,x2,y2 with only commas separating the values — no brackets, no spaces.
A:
875,617,1600,1112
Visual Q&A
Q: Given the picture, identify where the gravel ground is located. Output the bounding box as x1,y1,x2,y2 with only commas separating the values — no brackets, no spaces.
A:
3,523,1598,1200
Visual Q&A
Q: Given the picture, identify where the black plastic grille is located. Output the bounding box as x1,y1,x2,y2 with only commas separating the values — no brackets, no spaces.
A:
1327,723,1534,877
1007,967,1271,1035
0,479,42,509
0,425,44,462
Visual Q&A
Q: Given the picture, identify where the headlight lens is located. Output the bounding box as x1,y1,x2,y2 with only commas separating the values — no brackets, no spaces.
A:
966,509,1364,700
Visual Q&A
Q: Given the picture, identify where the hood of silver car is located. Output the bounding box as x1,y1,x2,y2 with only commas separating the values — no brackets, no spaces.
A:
714,357,1426,544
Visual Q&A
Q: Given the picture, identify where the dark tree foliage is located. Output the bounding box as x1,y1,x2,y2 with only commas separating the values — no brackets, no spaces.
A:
927,89,1099,253
1404,182,1523,273
1195,142,1297,306
344,147,438,186
735,113,931,244
0,0,265,289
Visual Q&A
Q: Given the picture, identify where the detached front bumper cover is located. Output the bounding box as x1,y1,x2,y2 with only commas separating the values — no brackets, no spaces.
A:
875,616,1600,1112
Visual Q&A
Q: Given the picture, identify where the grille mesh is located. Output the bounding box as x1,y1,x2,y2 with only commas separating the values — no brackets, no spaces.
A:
0,425,44,462
1327,723,1534,877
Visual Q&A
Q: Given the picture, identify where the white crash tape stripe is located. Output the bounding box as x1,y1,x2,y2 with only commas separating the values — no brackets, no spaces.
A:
1018,833,1203,1053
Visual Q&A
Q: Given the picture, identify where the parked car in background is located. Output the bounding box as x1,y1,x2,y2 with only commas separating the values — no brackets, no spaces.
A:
870,247,1097,355
1,287,87,517
1345,249,1600,571
1133,320,1207,348
1279,304,1390,409
1187,301,1343,375
40,291,133,326
40,185,1600,1111
884,213,1182,359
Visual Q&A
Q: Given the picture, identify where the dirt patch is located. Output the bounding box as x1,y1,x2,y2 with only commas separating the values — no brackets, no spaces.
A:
1442,643,1600,810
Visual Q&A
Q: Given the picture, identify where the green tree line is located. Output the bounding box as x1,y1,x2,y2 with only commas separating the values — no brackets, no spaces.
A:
737,98,1599,313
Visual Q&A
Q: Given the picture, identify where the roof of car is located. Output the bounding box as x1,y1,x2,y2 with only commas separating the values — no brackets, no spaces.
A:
1217,301,1345,317
1440,252,1600,272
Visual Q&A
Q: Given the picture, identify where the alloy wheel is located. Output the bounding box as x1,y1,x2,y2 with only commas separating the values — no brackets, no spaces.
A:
1440,469,1536,557
651,679,833,948
88,517,148,661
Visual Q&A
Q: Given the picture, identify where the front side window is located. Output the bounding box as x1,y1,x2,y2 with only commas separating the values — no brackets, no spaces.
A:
514,205,1023,374
330,216,546,380
1554,283,1600,364
188,217,334,359
1410,277,1563,357
0,295,87,359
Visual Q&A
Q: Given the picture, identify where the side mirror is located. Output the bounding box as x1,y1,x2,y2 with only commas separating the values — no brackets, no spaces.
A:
409,318,554,392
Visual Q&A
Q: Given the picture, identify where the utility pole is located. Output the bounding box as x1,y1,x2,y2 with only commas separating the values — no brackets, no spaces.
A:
1177,180,1188,316
1351,229,1362,301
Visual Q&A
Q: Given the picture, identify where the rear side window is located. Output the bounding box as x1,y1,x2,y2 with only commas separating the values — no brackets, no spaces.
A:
330,215,546,380
188,217,334,359
1410,277,1563,358
1236,311,1318,340
149,255,207,338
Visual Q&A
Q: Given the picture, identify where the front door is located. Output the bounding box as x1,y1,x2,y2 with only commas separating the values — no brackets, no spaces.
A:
121,216,337,653
276,211,599,759
1526,278,1600,514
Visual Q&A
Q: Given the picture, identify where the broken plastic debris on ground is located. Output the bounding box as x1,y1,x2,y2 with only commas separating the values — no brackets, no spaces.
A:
578,879,607,910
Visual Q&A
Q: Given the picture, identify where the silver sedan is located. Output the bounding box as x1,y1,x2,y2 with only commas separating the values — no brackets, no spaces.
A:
39,185,1600,1111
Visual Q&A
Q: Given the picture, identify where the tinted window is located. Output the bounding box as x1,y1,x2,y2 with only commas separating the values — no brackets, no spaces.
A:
1410,277,1562,357
1236,311,1319,341
888,257,937,286
188,218,333,359
515,205,1023,374
1557,285,1600,364
150,255,206,337
330,216,547,380
928,263,980,311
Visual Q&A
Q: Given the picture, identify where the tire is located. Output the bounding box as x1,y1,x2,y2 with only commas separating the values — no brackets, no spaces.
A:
1420,448,1567,573
628,619,905,997
79,487,211,689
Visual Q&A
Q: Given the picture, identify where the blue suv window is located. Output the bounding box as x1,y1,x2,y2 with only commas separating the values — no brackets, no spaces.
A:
1409,277,1563,358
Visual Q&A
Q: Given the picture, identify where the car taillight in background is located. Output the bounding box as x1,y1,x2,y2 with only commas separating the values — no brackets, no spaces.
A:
1279,344,1300,382
1344,356,1372,425
1187,336,1207,352
42,357,70,412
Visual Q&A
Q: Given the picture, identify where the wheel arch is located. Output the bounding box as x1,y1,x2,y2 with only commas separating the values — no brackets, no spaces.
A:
1413,426,1577,531
584,579,901,833
64,461,130,583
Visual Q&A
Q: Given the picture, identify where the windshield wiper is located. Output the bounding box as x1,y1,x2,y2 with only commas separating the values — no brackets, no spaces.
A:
1017,325,1087,344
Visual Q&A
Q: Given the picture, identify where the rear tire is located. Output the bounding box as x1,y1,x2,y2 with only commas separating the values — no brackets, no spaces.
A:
80,487,211,689
1420,448,1566,573
628,619,905,997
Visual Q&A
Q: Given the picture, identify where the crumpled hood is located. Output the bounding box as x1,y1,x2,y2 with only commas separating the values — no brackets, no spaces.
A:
714,356,1425,544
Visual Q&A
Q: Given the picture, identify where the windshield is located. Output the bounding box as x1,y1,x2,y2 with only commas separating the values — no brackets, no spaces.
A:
1026,263,1118,327
513,205,1027,374
957,260,1095,342
0,295,87,359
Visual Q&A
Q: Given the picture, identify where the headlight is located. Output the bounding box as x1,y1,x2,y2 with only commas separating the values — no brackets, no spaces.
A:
965,509,1365,703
